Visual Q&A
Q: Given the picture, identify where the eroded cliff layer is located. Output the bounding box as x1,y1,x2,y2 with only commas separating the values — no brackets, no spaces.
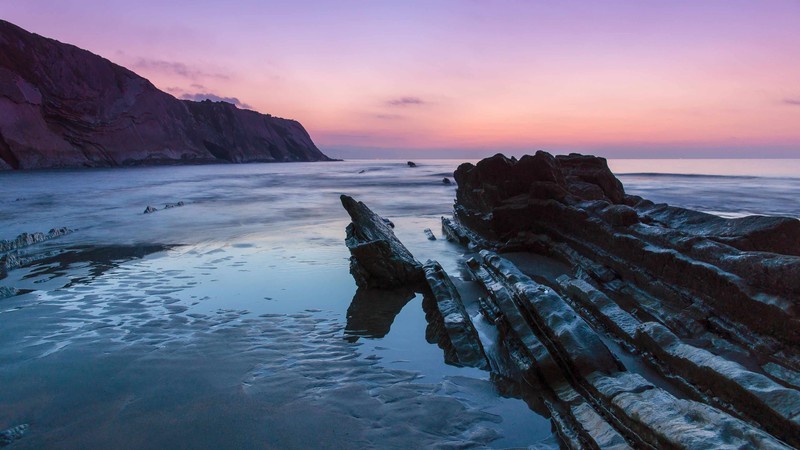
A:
0,20,330,169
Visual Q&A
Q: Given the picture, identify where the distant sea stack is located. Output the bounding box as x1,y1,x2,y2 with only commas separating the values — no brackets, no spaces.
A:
0,20,331,170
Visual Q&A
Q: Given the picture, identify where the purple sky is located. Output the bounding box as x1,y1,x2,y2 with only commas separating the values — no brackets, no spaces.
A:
3,0,800,158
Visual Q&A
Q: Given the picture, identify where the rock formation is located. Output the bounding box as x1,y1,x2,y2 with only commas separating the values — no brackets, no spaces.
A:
0,20,330,170
339,152,800,448
340,195,423,289
446,151,800,447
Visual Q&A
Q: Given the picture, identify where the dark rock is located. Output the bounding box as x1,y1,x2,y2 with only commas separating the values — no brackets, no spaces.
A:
143,206,158,214
381,218,395,229
0,228,72,253
340,195,423,288
163,201,185,209
453,152,800,350
0,423,28,446
423,228,436,240
0,20,330,170
422,260,489,369
442,177,452,185
407,161,417,167
0,286,18,299
447,152,800,445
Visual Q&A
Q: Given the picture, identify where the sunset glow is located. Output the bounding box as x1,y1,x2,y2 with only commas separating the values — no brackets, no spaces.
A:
5,0,800,158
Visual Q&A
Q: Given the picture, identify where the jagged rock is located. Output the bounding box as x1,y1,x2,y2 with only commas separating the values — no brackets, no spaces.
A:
143,206,158,214
0,424,28,446
0,20,330,170
442,177,452,185
407,161,417,167
453,152,800,350
0,286,18,299
422,260,489,369
340,195,423,288
423,228,436,240
163,201,185,209
381,218,395,228
0,228,72,253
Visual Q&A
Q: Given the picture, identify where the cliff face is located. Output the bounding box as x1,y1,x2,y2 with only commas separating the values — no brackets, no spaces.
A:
0,20,330,170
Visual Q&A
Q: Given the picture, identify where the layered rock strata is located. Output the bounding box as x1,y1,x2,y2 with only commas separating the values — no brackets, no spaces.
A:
446,152,800,447
0,20,330,170
340,152,799,447
340,195,423,289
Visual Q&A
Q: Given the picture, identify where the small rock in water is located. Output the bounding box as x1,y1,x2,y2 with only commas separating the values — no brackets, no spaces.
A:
358,169,366,174
407,161,417,167
143,206,158,214
0,286,19,299
442,177,452,185
0,423,29,446
424,228,436,240
163,201,185,209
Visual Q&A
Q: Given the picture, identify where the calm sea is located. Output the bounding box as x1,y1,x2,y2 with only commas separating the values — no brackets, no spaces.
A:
0,158,797,448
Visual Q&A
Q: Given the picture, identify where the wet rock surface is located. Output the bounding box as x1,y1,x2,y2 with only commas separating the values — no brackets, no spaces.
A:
340,195,423,288
438,151,800,447
0,20,330,170
0,424,28,447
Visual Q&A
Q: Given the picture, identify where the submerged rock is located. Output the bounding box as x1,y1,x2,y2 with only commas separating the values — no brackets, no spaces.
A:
407,161,417,167
0,424,28,446
340,195,423,288
143,206,158,214
442,177,452,185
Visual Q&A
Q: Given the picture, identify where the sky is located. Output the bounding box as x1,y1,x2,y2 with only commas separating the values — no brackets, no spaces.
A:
3,0,800,159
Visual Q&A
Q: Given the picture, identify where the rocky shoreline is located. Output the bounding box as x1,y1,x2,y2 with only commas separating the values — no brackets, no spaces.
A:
340,152,799,448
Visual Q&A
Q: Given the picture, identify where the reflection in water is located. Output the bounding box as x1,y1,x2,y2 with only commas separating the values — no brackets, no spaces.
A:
23,244,171,287
344,287,416,341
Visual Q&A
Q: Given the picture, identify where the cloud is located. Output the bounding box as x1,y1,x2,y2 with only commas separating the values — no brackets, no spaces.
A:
372,113,404,120
386,96,427,107
131,58,230,81
180,92,252,109
783,98,800,106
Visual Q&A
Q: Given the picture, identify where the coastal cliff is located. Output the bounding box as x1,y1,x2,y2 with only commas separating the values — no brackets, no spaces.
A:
0,20,330,170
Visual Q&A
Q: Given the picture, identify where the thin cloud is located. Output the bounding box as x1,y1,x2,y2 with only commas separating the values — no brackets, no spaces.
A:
386,96,427,107
373,113,404,120
783,98,800,106
180,92,252,109
131,58,230,81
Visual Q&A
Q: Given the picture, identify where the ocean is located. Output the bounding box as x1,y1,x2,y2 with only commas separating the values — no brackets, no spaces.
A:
0,159,798,448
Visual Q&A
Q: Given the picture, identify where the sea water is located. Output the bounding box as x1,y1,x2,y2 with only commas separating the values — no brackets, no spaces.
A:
0,159,797,448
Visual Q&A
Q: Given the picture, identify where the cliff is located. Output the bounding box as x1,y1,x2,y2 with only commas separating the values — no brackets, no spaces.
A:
0,20,331,170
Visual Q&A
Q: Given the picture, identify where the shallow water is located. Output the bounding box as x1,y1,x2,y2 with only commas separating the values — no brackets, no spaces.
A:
0,159,798,448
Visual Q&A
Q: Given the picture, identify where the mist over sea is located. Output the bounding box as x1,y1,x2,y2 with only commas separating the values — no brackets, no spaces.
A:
0,158,797,448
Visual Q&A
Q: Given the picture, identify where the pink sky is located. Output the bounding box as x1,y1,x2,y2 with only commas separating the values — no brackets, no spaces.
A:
4,0,800,158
